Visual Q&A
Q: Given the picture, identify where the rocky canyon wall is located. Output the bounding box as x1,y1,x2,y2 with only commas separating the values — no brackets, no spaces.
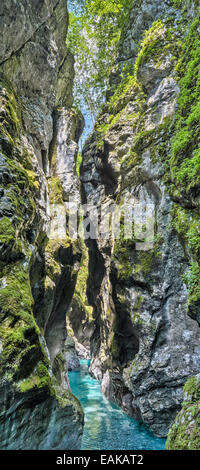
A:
0,0,200,451
0,0,84,449
80,0,200,446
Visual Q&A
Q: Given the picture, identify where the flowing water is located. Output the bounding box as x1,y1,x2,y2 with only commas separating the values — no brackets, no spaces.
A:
68,359,166,450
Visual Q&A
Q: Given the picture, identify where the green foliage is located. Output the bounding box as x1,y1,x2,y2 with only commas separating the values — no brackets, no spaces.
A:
165,13,200,317
170,0,184,6
107,16,181,116
182,262,200,305
170,0,199,7
108,75,143,115
184,376,200,403
95,15,180,146
171,205,200,257
172,204,200,311
171,204,200,312
134,20,166,76
167,12,200,196
67,0,134,121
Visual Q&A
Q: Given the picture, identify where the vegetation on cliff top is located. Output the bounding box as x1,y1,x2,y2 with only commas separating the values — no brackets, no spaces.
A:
67,0,134,128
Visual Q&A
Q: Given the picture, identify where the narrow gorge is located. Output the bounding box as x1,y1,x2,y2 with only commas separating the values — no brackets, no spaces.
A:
0,0,200,451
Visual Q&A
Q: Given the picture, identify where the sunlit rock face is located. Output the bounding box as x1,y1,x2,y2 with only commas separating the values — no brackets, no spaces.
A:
0,0,84,449
64,337,80,371
80,0,200,439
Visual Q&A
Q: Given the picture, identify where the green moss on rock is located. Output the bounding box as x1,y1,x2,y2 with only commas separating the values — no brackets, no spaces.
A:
0,217,19,247
0,263,50,380
134,20,166,76
0,72,84,440
0,73,21,142
166,375,200,450
110,333,120,358
76,152,82,179
112,239,133,281
166,11,200,198
73,242,94,321
171,206,200,318
182,262,200,305
18,362,52,393
48,177,64,205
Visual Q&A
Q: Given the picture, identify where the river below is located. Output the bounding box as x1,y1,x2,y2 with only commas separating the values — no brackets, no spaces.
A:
68,359,166,450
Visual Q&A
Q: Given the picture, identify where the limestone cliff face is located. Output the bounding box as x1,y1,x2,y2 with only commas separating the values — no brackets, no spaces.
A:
80,0,200,441
0,0,83,449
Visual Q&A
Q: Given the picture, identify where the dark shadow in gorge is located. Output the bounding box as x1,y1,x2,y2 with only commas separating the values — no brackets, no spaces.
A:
29,237,82,369
85,238,107,359
110,266,140,368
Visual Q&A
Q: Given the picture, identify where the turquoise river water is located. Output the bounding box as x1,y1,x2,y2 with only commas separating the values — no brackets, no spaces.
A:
68,359,166,450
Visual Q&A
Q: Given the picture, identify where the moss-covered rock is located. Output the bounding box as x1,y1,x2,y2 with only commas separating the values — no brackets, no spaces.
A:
166,10,200,201
0,0,84,449
166,375,200,449
0,263,45,379
161,9,200,327
67,242,95,353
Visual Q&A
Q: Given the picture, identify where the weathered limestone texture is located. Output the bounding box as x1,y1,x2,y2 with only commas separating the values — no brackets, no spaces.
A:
64,337,80,371
80,0,200,439
0,0,83,449
67,243,95,359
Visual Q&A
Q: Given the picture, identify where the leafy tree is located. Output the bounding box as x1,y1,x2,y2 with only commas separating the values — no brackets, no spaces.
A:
67,0,134,136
